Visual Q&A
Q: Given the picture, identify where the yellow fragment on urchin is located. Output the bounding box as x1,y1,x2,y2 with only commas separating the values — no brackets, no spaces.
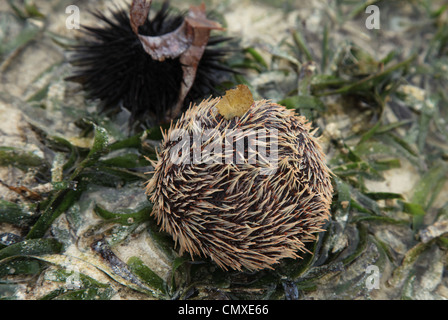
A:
215,84,254,120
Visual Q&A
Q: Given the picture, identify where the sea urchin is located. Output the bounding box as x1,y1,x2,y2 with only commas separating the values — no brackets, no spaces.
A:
67,0,234,129
145,85,333,271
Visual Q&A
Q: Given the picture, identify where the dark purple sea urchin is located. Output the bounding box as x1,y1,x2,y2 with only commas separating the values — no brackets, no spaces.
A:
67,0,234,130
145,85,333,271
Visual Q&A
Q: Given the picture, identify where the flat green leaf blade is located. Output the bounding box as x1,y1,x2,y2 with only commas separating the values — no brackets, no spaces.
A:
127,256,166,294
279,95,326,112
26,188,81,239
73,124,109,175
0,200,36,226
93,204,152,225
0,239,62,261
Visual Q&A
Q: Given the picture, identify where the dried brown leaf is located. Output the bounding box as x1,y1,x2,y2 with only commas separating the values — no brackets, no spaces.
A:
129,0,223,121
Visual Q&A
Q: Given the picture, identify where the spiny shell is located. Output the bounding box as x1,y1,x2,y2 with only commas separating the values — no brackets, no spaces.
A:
67,2,234,129
145,97,333,271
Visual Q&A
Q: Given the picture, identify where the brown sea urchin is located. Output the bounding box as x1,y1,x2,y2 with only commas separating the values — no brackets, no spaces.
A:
145,85,333,271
